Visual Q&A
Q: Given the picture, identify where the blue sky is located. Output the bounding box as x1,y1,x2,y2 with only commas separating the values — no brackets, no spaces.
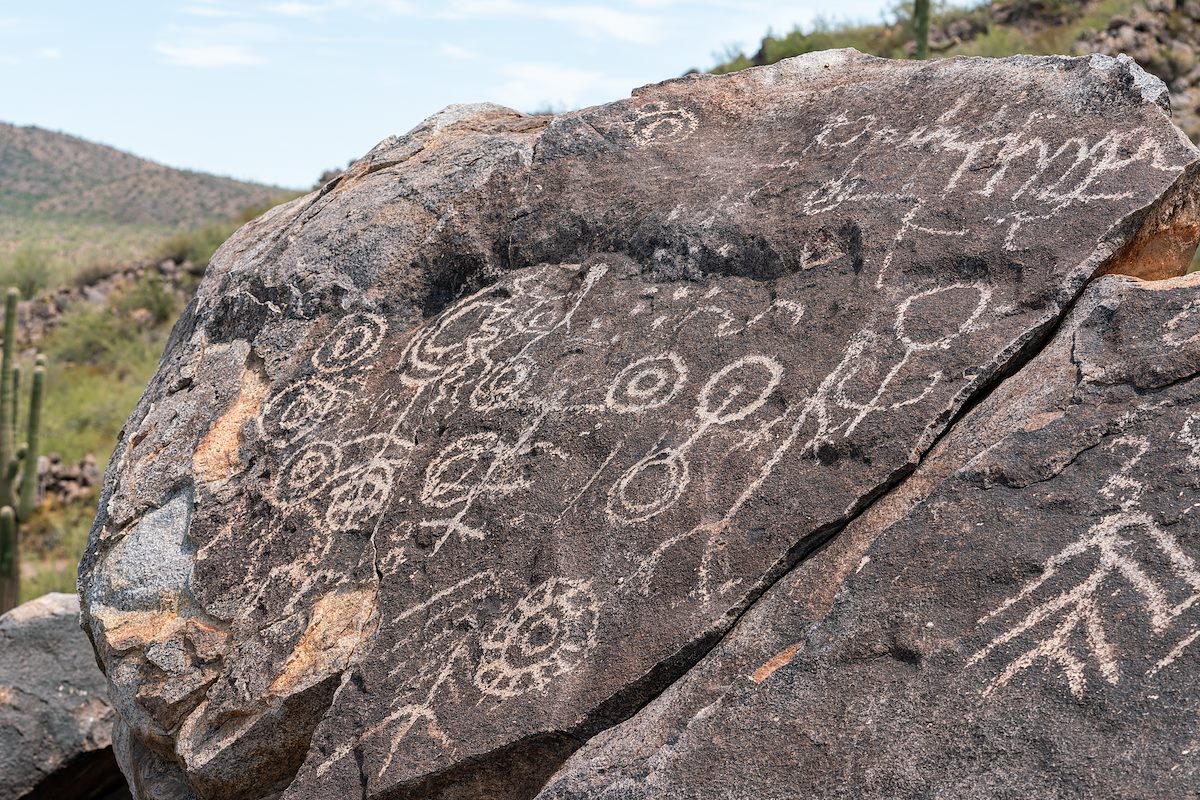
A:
1,1,894,188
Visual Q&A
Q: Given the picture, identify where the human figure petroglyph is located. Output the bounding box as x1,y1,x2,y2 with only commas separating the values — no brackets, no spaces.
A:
969,433,1200,698
626,283,992,603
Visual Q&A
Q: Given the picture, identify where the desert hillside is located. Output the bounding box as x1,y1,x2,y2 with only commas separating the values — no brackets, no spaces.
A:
0,122,292,277
0,122,285,224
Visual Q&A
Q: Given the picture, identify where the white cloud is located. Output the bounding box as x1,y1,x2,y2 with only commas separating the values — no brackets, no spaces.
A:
182,4,246,17
36,47,61,59
539,5,663,44
264,0,415,16
267,2,329,17
370,0,416,12
154,42,265,67
435,1,665,43
490,61,629,112
438,41,476,60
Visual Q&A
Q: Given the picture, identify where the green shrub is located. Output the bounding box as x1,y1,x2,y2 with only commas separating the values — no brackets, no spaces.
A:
117,273,178,326
19,491,100,602
156,221,234,267
154,199,290,269
47,308,140,369
0,244,53,299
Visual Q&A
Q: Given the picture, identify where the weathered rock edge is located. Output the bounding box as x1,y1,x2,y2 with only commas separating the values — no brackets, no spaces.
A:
78,49,1200,799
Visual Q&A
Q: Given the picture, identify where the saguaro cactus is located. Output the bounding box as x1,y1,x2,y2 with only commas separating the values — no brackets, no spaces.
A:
0,288,47,613
914,0,932,59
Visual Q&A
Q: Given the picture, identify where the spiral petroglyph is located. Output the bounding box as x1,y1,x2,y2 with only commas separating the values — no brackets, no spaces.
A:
627,104,699,148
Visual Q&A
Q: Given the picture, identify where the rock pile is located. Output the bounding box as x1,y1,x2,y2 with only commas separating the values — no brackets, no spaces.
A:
16,258,199,347
78,50,1200,800
0,593,128,800
38,453,102,507
1076,0,1200,141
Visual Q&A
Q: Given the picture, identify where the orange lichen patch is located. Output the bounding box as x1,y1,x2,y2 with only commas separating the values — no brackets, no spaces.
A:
194,365,270,484
91,606,182,652
750,641,805,684
269,587,379,696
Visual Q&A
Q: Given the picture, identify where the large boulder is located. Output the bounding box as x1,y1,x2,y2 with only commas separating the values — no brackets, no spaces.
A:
0,593,128,800
536,268,1200,799
78,50,1200,799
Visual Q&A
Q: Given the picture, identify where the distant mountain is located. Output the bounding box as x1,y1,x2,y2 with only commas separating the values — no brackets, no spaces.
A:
0,122,287,227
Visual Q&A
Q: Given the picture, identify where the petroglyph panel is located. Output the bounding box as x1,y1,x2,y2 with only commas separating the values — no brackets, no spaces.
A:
536,272,1200,800
77,50,1200,800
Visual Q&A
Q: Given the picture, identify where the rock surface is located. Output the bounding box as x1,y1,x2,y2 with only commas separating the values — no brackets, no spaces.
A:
78,50,1200,799
0,593,128,800
536,268,1200,800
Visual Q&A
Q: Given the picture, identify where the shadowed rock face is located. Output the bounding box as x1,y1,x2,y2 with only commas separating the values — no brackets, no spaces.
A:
535,269,1200,800
77,50,1200,799
0,593,129,800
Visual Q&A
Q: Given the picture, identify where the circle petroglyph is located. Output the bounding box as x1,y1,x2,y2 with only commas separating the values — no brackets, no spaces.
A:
421,433,502,509
325,462,397,533
276,440,342,502
470,358,534,413
628,105,699,148
259,378,351,446
313,312,388,372
607,448,690,525
895,283,992,350
473,578,600,699
605,353,688,413
696,355,784,425
405,300,505,376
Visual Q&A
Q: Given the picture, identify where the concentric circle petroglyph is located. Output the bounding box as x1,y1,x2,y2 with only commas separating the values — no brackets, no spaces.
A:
607,448,691,525
325,461,398,533
259,378,352,446
470,358,535,413
605,353,688,413
276,440,343,502
421,433,503,509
